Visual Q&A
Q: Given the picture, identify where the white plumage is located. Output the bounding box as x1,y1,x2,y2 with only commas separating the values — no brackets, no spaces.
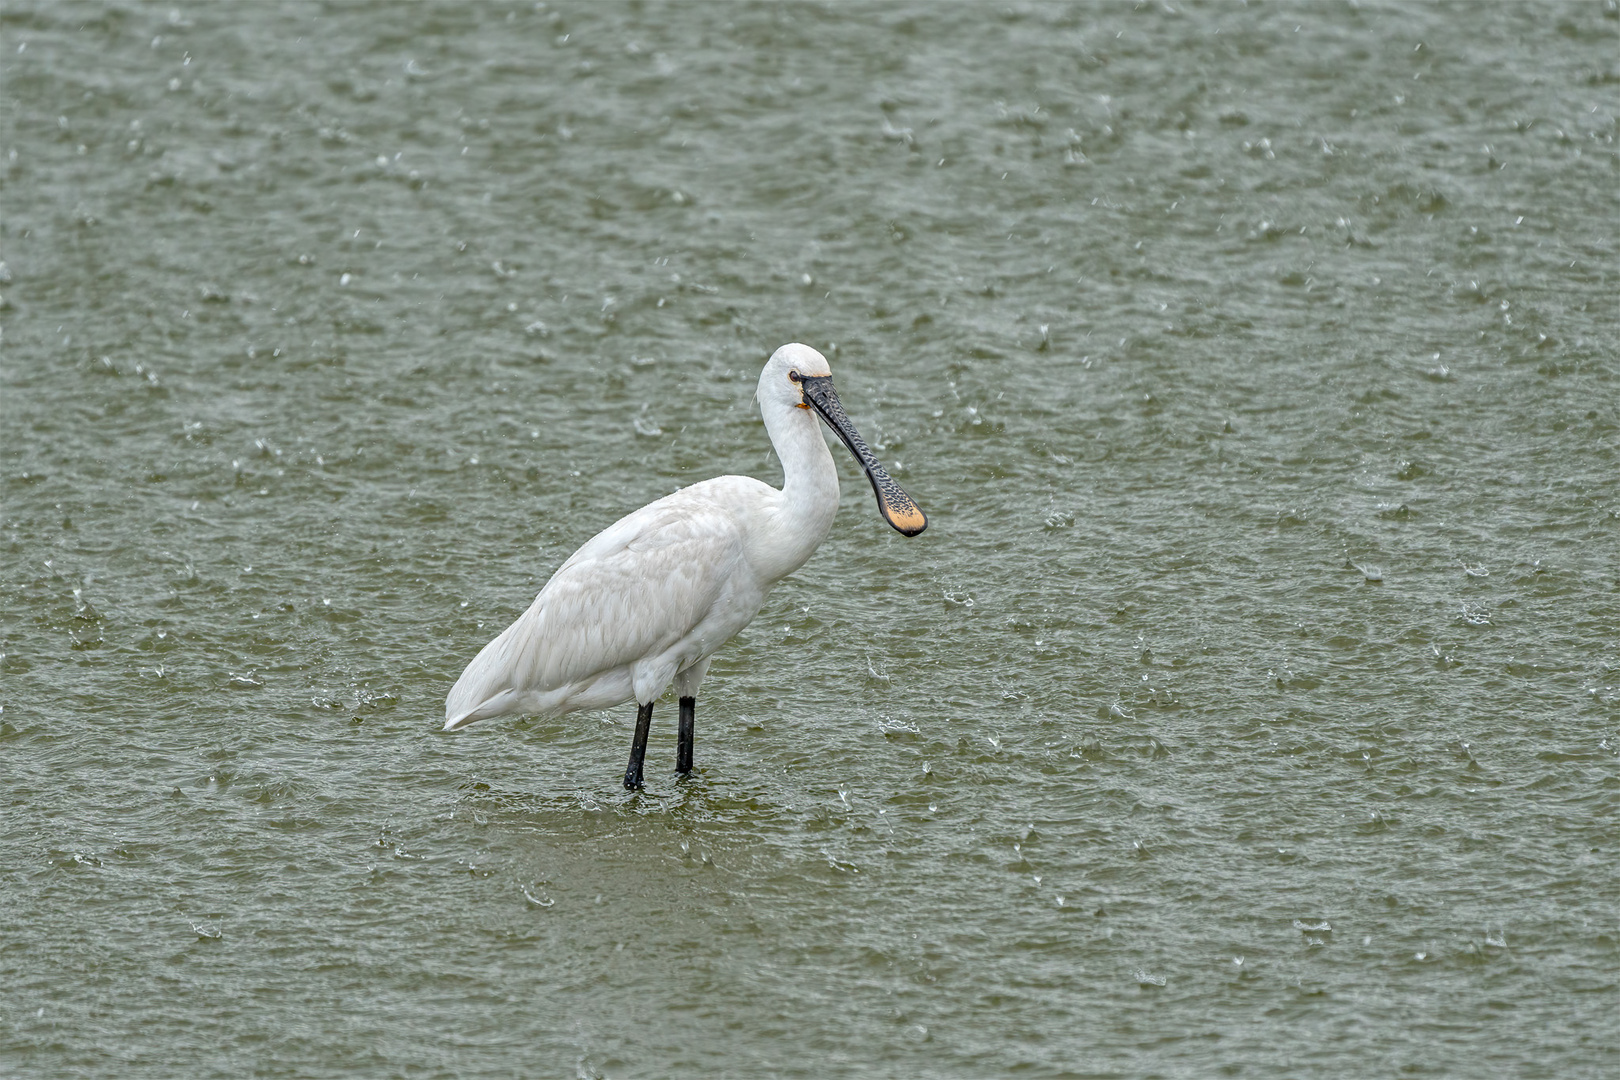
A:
443,343,926,787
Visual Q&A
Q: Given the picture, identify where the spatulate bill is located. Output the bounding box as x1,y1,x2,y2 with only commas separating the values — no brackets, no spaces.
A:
797,375,927,537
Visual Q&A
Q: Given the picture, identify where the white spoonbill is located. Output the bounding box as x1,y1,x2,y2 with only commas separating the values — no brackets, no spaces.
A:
444,343,927,788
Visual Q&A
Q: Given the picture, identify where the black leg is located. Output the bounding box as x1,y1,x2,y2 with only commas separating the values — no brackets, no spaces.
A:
676,696,695,775
624,701,654,789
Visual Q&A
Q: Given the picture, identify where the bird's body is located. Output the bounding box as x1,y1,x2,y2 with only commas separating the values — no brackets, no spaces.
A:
445,474,812,728
444,343,926,786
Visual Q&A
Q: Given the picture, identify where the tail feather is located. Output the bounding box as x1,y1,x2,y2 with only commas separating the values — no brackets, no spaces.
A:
443,688,523,731
445,627,528,730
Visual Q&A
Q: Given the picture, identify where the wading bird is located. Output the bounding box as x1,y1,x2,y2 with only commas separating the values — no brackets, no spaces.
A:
443,343,926,788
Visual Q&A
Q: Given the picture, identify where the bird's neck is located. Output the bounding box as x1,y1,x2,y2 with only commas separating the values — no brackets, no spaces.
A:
760,404,841,579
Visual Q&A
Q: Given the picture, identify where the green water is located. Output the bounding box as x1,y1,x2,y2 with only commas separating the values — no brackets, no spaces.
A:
3,2,1617,1076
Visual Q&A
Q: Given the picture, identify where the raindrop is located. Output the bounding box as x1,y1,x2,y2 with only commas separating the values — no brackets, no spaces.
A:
632,406,662,437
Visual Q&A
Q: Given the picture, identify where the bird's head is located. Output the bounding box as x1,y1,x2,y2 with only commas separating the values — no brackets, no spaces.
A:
758,342,832,412
758,343,927,537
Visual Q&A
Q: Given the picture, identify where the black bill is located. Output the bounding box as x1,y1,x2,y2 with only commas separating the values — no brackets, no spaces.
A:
796,374,927,537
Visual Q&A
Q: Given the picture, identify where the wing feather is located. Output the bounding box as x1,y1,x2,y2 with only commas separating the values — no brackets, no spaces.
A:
446,478,767,725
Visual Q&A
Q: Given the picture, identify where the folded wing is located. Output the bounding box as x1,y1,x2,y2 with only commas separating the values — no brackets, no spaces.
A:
445,484,755,728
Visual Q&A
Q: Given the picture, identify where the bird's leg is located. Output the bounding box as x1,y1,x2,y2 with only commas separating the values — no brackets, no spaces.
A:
676,696,695,776
624,701,654,789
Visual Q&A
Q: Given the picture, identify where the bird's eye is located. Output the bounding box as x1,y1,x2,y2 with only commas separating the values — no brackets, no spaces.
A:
788,370,802,383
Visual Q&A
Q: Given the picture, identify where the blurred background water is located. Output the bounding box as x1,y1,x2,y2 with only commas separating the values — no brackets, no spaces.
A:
2,2,1617,1077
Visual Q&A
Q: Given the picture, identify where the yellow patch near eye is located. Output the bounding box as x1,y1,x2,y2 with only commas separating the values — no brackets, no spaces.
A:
796,403,812,409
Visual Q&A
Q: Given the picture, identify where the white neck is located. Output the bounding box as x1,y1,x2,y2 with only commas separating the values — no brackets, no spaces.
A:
755,396,841,581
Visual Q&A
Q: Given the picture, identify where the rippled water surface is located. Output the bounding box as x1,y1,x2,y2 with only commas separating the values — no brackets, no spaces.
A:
4,2,1618,1076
